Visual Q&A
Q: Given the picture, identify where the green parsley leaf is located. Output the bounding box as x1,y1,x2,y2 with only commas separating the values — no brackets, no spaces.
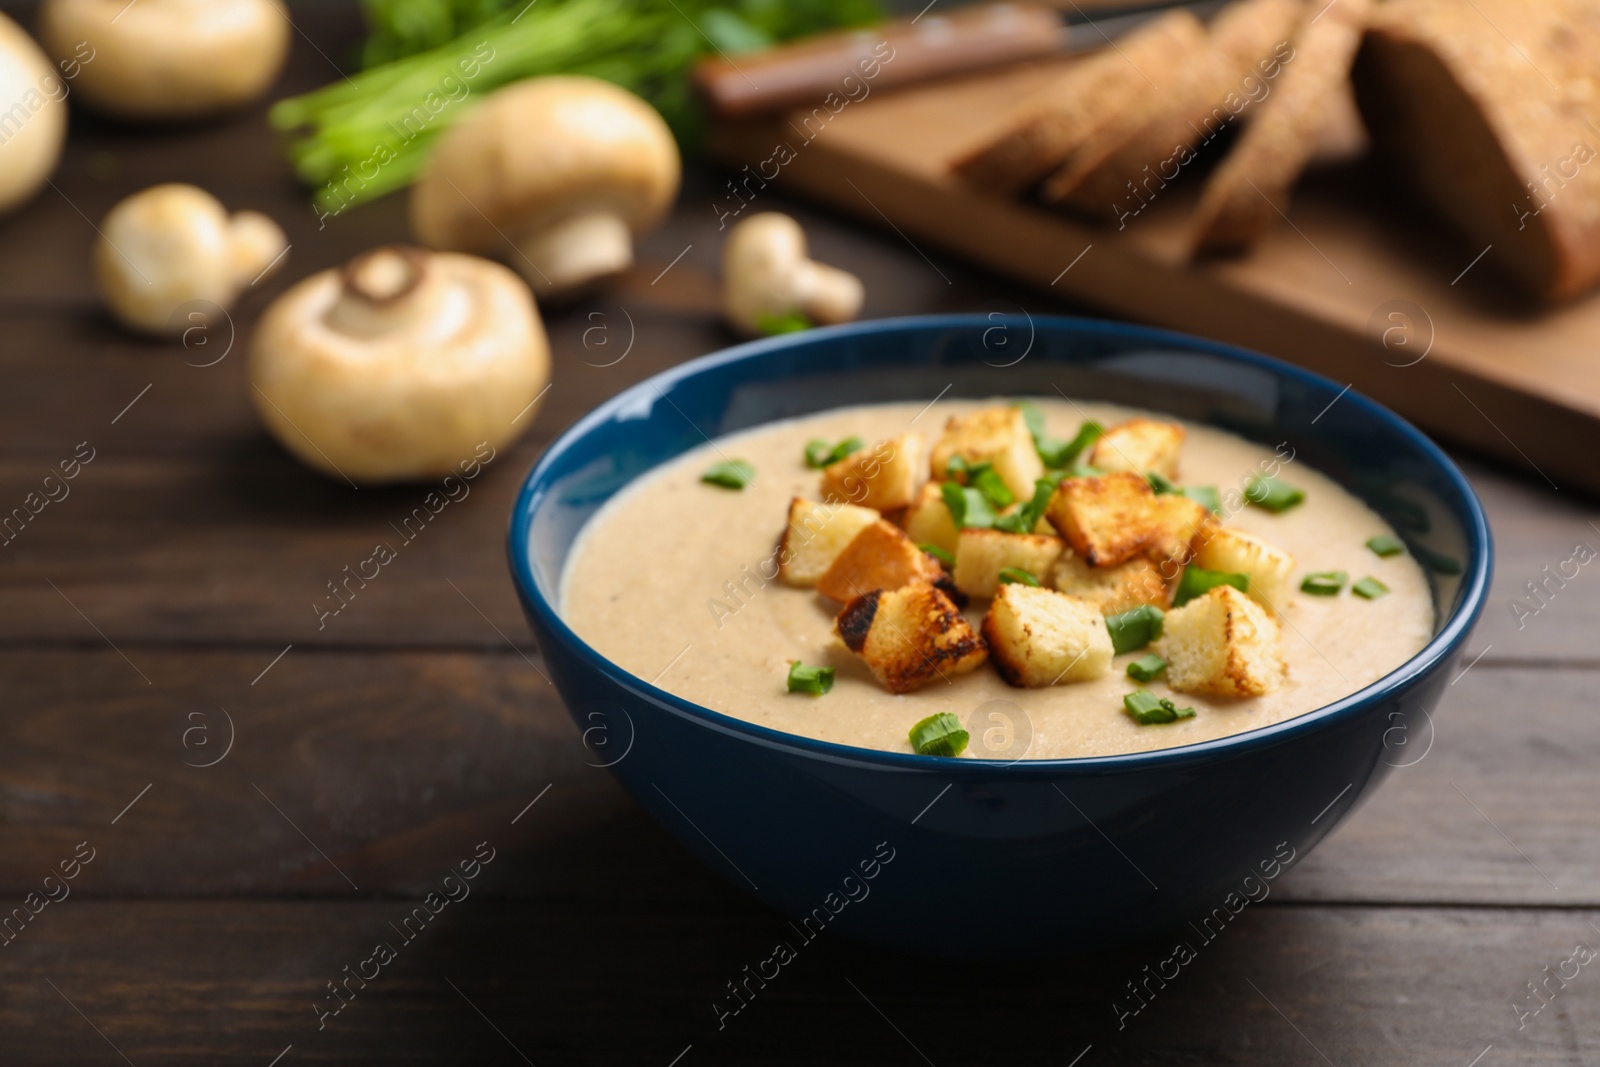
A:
701,459,754,490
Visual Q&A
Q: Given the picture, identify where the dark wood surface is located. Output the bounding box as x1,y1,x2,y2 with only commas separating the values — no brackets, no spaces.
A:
2,3,1598,1064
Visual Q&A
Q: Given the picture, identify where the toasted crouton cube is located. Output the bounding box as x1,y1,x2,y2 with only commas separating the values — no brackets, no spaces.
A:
777,498,881,587
951,528,1066,599
929,407,1044,499
982,585,1113,687
902,482,960,556
1162,584,1285,697
835,583,988,694
822,433,927,512
1044,472,1158,567
817,520,945,602
1049,552,1170,614
1090,419,1185,478
1191,525,1296,610
1146,493,1210,571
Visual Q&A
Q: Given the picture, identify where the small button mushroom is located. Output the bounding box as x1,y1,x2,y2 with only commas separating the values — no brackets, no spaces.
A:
94,183,288,335
38,0,290,120
249,245,551,485
410,75,680,300
722,213,863,337
0,13,66,215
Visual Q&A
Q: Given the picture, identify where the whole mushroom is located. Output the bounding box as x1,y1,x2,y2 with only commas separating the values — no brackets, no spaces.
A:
249,245,550,484
411,75,680,299
94,183,288,335
0,13,66,215
722,213,864,336
38,0,290,120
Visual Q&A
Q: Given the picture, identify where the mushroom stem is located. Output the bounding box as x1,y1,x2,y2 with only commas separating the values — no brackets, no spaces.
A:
326,245,446,340
790,260,865,326
513,211,633,295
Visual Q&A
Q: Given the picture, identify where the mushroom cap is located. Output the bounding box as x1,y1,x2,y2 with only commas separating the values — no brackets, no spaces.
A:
39,0,290,120
0,12,66,214
249,247,551,484
411,75,680,255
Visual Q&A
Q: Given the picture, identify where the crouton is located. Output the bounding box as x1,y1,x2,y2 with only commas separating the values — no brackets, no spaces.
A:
817,520,945,602
902,481,960,557
1146,493,1210,571
835,583,988,694
1162,584,1285,697
1089,419,1186,478
777,497,881,588
821,433,927,512
928,407,1044,500
1049,552,1170,614
951,528,1066,600
1044,472,1158,567
982,585,1114,688
1191,524,1296,610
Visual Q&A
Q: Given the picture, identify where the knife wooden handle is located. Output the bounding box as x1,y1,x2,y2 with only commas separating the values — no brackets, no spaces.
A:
692,2,1063,120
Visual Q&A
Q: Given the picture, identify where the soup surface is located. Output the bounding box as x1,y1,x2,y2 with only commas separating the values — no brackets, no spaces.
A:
560,399,1433,759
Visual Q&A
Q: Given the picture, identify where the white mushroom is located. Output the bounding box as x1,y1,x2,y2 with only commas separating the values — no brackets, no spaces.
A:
249,245,550,484
0,13,66,215
94,183,288,334
722,213,863,337
38,0,290,120
410,75,680,299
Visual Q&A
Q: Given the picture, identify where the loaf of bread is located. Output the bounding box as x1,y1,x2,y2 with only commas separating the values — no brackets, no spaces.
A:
1352,0,1600,300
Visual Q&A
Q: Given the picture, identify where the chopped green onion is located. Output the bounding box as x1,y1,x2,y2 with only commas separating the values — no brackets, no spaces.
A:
1173,566,1249,607
1067,462,1106,479
1147,472,1179,494
971,466,1015,509
1419,547,1462,575
994,478,1057,534
1353,576,1390,599
1124,689,1196,725
1300,571,1347,596
1038,421,1103,468
998,567,1039,587
941,481,996,529
945,454,970,478
757,310,811,335
919,543,954,566
701,459,754,489
1015,400,1046,440
1366,534,1404,558
1183,485,1222,514
804,436,863,469
1105,604,1164,655
909,712,969,757
1245,474,1305,513
786,661,835,695
1126,654,1168,682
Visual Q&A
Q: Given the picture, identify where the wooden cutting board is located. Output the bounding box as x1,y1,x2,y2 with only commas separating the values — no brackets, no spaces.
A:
709,57,1596,493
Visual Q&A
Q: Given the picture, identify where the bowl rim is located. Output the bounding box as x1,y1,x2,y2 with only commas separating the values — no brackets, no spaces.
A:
507,313,1493,775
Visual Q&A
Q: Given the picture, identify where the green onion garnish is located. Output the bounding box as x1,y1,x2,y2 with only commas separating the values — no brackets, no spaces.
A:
1245,474,1305,513
804,436,863,469
701,459,755,490
1105,604,1164,655
757,310,812,336
998,566,1039,587
1124,689,1196,725
1419,547,1462,575
1126,653,1168,682
786,661,835,695
1038,421,1103,469
1172,566,1249,607
971,465,1015,509
1015,400,1046,440
1147,472,1179,494
1366,534,1404,558
994,477,1057,534
1352,576,1390,599
941,480,997,529
1300,571,1347,596
1067,462,1106,479
1184,485,1222,514
909,712,969,757
919,543,954,565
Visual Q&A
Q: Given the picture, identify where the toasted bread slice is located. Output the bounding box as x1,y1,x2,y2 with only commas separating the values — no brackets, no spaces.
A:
777,497,881,588
902,481,961,557
1162,584,1285,696
1049,552,1171,614
835,583,988,694
982,584,1114,687
1044,471,1159,567
928,406,1044,499
948,8,1207,195
1190,524,1296,610
821,432,927,512
1189,0,1373,254
951,528,1067,600
817,520,945,602
1089,418,1186,478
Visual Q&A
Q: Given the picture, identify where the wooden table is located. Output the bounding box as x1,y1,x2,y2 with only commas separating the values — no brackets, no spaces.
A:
2,4,1597,1064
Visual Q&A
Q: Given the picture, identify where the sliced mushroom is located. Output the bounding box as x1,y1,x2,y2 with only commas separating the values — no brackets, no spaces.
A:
94,183,288,334
0,13,66,214
410,75,680,299
38,0,290,120
722,213,863,336
249,245,550,484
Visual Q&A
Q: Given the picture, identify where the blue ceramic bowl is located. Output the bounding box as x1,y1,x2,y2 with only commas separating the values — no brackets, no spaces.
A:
508,315,1491,956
